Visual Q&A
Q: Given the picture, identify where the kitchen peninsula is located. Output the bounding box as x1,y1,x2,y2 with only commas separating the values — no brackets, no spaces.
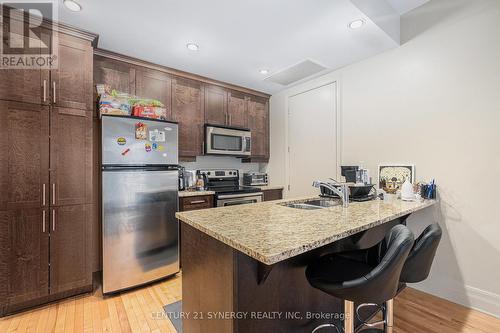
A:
176,197,436,332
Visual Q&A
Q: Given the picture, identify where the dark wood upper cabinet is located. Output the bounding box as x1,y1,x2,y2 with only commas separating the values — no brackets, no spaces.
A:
0,209,49,309
247,96,270,160
172,78,205,158
49,204,91,295
204,85,228,126
51,33,93,110
0,101,50,211
94,55,136,98
135,68,173,121
227,91,248,128
50,108,92,206
0,30,50,105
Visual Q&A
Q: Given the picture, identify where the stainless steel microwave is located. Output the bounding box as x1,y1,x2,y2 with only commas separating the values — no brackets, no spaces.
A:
205,125,251,156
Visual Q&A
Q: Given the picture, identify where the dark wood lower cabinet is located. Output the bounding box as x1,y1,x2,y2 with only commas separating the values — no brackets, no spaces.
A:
0,209,49,315
262,189,283,202
49,205,92,295
0,205,93,317
179,195,214,212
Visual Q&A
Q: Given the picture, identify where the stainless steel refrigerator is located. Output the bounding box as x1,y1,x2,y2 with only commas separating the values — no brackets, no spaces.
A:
101,115,179,294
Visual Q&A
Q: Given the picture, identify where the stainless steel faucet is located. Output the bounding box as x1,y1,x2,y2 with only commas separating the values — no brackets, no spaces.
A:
312,180,350,208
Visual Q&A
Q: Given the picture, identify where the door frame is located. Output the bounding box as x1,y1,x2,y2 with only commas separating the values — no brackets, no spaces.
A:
284,76,342,198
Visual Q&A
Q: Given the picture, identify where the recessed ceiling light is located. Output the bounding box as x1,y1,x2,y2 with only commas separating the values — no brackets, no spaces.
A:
186,43,199,51
348,19,365,29
63,0,82,12
259,69,269,75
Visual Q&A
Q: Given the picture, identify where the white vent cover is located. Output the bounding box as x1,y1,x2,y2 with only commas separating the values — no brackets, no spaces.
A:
265,60,327,86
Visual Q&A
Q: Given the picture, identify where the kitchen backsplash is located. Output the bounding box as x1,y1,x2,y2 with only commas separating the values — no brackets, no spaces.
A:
180,156,264,179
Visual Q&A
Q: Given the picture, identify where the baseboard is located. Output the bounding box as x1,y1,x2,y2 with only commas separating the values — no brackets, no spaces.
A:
414,280,500,319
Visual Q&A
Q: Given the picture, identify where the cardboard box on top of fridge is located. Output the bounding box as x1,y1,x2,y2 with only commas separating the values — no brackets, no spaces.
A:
132,106,168,120
99,93,132,116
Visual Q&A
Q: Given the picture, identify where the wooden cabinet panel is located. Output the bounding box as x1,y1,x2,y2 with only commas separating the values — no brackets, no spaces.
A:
262,189,283,202
172,78,204,158
247,96,269,160
0,101,49,211
50,108,92,206
94,56,136,94
135,68,173,120
179,195,214,212
204,85,227,126
49,205,91,294
227,91,247,128
0,30,50,105
91,119,101,273
94,55,136,117
52,33,93,110
0,209,49,308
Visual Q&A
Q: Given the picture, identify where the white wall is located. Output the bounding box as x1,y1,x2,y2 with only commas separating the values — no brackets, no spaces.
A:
180,155,261,178
266,0,500,317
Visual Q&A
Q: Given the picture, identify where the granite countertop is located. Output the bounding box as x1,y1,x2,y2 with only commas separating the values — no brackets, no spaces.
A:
176,197,436,265
178,190,215,198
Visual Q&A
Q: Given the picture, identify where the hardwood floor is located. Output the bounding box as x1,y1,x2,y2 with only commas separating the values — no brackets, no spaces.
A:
1,273,498,332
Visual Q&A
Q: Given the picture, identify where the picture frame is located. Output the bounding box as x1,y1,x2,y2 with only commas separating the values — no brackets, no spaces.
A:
378,164,415,190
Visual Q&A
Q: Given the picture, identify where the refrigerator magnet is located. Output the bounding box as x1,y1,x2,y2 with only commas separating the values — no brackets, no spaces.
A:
152,142,158,151
135,122,148,140
117,137,127,145
121,148,130,156
158,145,164,151
149,129,166,142
145,143,152,152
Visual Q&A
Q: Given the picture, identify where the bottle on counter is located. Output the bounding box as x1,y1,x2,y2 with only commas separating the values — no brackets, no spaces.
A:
196,175,205,191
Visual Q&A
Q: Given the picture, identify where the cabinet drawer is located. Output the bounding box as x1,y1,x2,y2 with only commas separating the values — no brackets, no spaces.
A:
179,195,214,211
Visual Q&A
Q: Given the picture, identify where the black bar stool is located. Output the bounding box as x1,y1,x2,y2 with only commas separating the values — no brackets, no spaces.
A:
306,225,414,333
385,224,442,325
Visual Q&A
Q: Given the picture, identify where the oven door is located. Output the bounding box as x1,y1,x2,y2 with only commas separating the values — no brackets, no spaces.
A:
206,126,251,156
217,192,263,207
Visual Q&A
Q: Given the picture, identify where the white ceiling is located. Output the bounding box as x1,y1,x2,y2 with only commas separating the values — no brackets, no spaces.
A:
387,0,430,14
58,0,429,94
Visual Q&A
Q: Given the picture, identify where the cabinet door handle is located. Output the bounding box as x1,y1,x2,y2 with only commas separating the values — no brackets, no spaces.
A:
229,114,232,125
42,183,46,206
190,200,206,204
42,210,46,233
52,81,56,103
43,80,47,102
52,183,56,205
52,209,56,231
225,113,228,125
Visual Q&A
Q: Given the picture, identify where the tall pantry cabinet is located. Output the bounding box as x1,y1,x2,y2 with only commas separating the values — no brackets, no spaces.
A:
0,22,97,316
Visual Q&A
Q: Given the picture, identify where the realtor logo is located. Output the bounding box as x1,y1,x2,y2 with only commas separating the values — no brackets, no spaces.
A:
0,1,58,69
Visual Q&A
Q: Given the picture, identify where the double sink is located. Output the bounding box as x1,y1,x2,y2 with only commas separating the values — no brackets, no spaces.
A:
279,197,341,210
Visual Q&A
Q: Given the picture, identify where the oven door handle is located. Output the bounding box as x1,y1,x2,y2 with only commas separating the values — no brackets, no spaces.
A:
217,192,263,200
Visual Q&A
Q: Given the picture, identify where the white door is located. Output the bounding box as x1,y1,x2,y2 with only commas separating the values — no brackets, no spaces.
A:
288,83,337,198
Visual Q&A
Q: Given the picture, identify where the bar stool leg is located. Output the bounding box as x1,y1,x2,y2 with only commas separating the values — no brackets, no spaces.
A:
385,299,394,327
344,300,354,333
